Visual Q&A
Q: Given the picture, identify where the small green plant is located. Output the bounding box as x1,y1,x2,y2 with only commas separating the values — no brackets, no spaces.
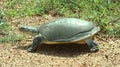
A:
0,22,9,30
0,32,25,43
0,22,25,43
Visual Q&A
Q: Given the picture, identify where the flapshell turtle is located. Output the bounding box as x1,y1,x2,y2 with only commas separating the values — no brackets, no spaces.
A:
19,18,100,52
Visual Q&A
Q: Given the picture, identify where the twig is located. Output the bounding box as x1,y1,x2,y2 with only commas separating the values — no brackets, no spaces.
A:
108,18,120,24
96,36,109,43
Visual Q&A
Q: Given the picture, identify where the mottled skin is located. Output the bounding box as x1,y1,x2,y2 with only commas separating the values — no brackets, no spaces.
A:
19,18,100,52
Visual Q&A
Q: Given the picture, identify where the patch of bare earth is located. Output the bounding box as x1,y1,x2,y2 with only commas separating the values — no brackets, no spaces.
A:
0,15,120,67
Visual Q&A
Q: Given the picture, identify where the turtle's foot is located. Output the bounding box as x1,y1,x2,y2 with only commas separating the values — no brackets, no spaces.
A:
90,46,99,52
28,47,37,52
85,39,99,52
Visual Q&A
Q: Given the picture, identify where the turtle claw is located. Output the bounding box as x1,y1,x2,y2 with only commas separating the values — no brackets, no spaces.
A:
90,46,99,52
27,47,36,52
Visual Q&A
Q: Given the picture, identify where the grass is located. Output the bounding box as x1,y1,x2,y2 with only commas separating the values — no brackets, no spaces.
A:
0,20,25,43
0,9,25,43
0,0,120,43
0,32,25,43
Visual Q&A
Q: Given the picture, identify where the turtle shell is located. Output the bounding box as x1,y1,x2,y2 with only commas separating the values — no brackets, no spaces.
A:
38,18,100,42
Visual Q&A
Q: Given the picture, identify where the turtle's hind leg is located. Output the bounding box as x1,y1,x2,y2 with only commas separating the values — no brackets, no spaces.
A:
85,39,99,52
28,34,43,52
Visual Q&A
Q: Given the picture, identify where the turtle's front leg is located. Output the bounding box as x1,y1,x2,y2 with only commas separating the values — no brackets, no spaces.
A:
28,34,43,52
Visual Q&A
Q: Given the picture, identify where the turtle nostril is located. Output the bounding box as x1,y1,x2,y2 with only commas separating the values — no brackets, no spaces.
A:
19,27,26,31
19,27,23,30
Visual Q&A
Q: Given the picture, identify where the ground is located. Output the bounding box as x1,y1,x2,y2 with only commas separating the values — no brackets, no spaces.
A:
0,15,120,67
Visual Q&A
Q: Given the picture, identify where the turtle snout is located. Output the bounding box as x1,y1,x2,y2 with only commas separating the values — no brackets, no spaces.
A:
19,26,28,31
19,27,25,30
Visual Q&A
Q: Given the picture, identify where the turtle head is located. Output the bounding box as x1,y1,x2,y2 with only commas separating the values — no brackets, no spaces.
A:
19,26,38,36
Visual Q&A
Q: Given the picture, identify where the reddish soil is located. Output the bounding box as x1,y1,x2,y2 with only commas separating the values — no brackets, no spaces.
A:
0,15,120,67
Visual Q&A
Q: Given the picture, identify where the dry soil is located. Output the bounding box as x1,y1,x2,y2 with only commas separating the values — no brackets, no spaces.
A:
0,15,120,67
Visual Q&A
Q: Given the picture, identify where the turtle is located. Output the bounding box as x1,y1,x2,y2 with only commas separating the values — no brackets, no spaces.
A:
19,18,100,52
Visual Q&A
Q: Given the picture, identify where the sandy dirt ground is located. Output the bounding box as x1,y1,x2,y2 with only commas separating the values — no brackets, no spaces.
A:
0,15,120,67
